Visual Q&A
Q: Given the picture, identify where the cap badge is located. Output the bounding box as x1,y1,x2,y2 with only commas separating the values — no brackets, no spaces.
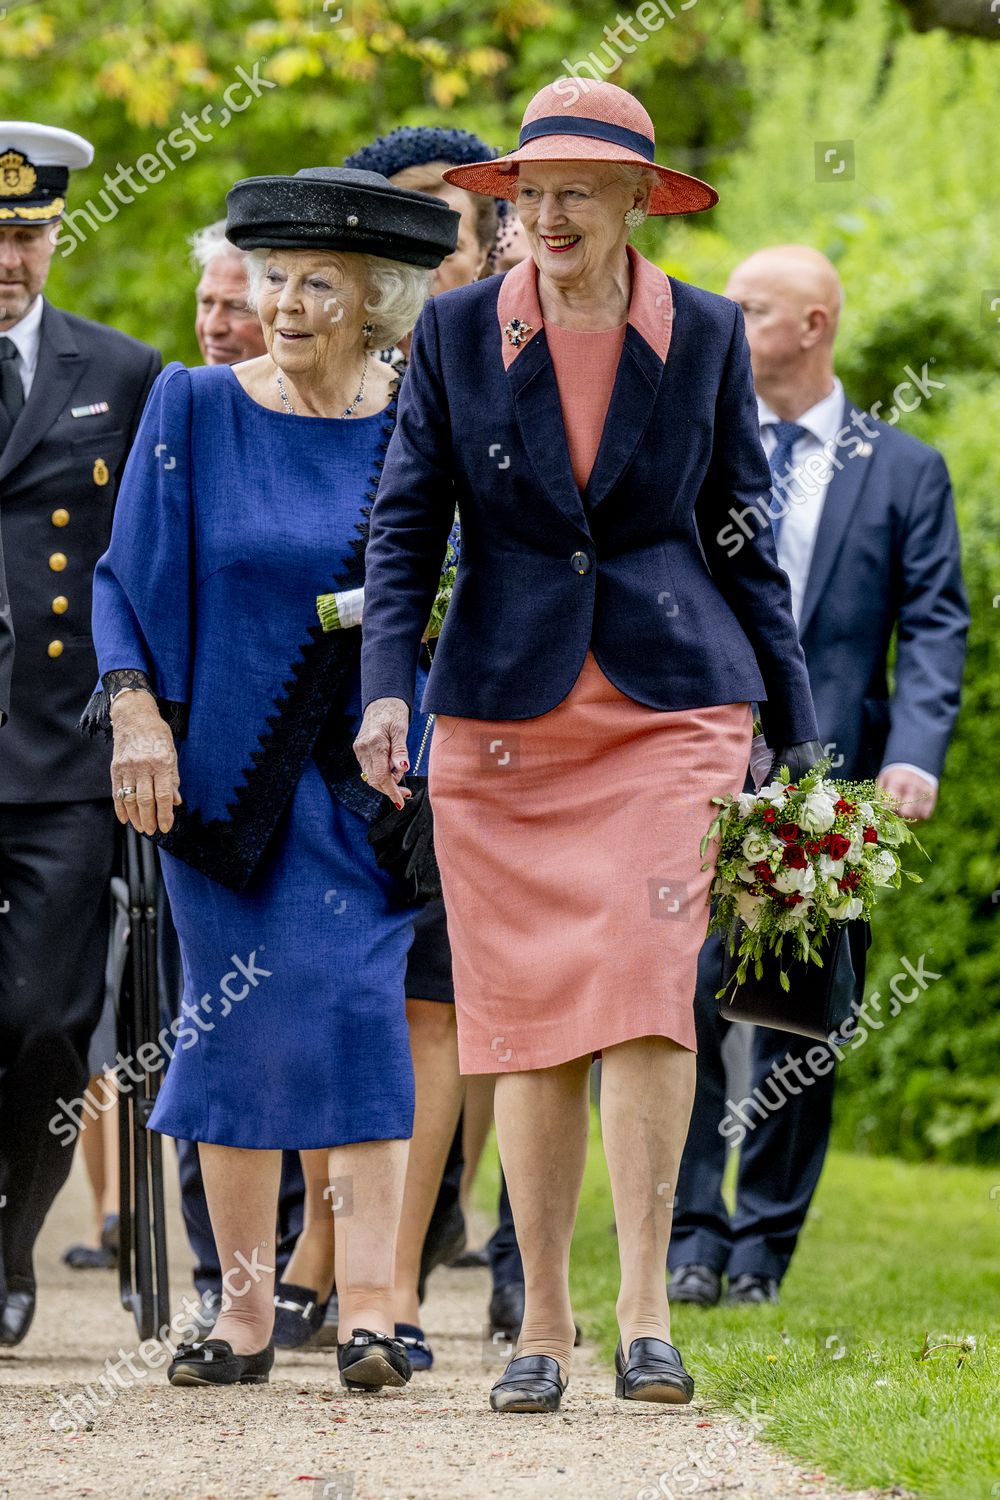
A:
0,150,37,197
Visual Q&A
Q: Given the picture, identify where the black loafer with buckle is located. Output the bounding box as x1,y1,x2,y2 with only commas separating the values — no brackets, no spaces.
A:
614,1337,694,1404
168,1338,274,1387
337,1328,412,1391
490,1354,567,1413
273,1281,329,1349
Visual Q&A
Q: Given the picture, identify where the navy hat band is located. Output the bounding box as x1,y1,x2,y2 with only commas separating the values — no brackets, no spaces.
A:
518,115,655,161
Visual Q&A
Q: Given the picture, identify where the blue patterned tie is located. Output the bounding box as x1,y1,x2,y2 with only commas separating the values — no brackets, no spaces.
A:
765,420,809,546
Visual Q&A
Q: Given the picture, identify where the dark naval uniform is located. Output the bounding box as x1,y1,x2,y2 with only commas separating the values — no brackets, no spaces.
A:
0,122,159,1342
0,518,11,724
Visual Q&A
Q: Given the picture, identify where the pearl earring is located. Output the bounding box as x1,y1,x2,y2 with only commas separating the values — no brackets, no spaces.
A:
624,206,647,231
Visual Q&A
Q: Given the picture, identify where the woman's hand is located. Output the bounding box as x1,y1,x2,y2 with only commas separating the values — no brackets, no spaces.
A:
353,697,411,808
110,691,182,835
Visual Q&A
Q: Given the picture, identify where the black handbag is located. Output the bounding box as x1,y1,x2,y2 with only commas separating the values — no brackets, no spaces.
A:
367,710,441,905
717,919,870,1041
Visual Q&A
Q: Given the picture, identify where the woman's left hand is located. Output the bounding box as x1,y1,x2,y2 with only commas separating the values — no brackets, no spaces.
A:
354,697,412,808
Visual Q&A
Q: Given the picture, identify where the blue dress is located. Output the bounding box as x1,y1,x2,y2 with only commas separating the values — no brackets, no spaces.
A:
91,362,424,1149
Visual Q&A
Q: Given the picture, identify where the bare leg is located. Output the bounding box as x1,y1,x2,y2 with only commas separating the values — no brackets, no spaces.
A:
199,1143,282,1353
280,1147,336,1299
493,1056,591,1378
600,1035,696,1350
329,1138,409,1339
459,1073,496,1223
393,999,464,1327
100,1077,119,1220
77,1075,107,1245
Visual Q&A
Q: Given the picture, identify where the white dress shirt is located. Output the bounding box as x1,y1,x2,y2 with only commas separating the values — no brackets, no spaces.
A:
1,292,44,401
758,376,936,790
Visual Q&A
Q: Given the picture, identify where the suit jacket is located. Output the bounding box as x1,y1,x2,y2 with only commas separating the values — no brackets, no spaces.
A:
791,398,967,781
361,246,818,748
0,516,11,726
0,299,160,801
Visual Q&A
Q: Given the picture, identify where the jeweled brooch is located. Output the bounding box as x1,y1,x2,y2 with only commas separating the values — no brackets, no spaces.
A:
503,317,533,347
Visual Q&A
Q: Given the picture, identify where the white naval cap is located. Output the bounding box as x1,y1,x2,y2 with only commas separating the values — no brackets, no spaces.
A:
0,122,94,226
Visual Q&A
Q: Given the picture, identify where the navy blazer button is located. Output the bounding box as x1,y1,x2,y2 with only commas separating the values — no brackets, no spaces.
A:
571,551,591,575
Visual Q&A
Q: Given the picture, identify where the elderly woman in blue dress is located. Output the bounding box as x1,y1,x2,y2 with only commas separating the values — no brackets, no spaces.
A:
87,167,458,1391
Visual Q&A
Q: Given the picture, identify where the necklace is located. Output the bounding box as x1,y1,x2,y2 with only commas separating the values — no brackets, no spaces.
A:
275,356,368,418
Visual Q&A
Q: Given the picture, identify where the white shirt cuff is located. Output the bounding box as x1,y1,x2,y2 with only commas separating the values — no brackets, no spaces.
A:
880,761,939,791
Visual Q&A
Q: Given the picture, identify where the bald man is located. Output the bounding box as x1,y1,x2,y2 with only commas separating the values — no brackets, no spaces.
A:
669,245,968,1306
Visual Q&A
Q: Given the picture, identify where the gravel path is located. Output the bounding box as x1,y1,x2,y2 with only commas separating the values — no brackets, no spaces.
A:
0,1157,898,1500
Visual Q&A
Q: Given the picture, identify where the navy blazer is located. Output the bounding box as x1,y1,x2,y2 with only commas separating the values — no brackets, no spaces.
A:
361,248,818,748
786,397,967,781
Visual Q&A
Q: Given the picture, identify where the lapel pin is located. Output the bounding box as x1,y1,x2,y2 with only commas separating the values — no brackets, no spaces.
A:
503,317,533,347
92,457,110,486
71,401,110,418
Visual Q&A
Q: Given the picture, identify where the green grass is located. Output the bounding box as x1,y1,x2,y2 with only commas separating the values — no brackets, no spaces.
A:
476,1126,1000,1500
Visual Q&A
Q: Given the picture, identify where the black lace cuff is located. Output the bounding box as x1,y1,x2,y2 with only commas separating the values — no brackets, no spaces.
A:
79,669,189,743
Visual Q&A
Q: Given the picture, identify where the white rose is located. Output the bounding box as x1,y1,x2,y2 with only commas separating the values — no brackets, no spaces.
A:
741,832,772,864
773,865,817,896
844,837,865,866
818,853,845,880
797,790,838,833
736,890,767,927
869,849,898,886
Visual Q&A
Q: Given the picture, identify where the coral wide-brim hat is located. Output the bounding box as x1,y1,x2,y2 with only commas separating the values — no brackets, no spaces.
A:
442,79,718,217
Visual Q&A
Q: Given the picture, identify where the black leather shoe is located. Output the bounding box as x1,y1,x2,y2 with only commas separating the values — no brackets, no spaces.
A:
273,1281,329,1349
725,1273,779,1305
168,1338,274,1386
337,1328,412,1391
615,1337,694,1404
0,1286,36,1346
488,1281,525,1341
490,1354,567,1413
488,1283,582,1348
669,1263,722,1307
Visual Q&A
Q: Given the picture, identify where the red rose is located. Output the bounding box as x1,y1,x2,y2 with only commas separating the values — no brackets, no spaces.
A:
863,826,878,843
762,808,777,823
753,861,775,883
777,822,800,842
805,841,822,855
828,832,852,859
819,833,832,849
834,798,856,815
782,845,808,869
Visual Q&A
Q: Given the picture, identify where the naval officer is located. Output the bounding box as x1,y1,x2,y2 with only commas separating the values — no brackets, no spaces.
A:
0,122,160,1345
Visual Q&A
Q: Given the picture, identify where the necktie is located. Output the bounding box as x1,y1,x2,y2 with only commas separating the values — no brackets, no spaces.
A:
0,336,25,446
765,420,809,547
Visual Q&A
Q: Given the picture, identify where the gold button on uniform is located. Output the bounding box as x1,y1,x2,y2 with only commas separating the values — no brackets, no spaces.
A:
52,596,69,615
47,640,64,658
51,508,70,527
49,552,67,572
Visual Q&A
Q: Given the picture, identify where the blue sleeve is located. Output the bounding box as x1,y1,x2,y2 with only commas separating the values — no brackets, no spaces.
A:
91,361,195,709
882,449,968,778
361,299,456,713
695,302,818,747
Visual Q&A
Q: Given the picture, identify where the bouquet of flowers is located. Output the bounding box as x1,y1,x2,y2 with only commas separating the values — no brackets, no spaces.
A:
316,515,461,636
701,757,926,995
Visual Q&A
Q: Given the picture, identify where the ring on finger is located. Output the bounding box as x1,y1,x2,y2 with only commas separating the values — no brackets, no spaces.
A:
115,785,137,801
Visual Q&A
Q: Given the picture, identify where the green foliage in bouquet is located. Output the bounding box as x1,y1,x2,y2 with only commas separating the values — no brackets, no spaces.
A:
702,760,926,995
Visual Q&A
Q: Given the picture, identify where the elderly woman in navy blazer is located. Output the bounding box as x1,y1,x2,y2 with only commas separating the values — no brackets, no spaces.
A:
355,80,821,1414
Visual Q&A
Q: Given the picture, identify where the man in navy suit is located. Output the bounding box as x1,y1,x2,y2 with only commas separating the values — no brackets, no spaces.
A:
668,245,968,1306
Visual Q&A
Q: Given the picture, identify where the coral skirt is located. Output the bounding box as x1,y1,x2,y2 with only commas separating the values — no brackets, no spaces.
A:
428,651,753,1074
